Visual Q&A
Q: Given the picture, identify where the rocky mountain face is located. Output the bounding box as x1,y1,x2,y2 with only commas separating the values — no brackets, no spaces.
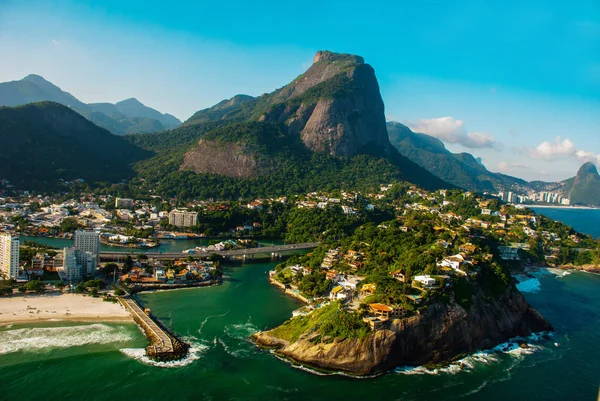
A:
0,102,150,189
567,162,600,206
387,122,527,193
253,284,551,376
178,51,447,191
257,51,390,156
0,75,181,134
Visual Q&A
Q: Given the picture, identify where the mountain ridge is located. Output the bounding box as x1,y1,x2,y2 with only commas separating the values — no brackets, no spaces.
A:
0,101,150,189
0,75,181,134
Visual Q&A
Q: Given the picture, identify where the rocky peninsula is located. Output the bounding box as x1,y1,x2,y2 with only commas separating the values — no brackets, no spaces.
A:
253,283,551,376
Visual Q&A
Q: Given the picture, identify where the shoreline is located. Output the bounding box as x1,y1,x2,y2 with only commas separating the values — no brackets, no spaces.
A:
0,293,133,326
0,315,133,326
527,205,600,210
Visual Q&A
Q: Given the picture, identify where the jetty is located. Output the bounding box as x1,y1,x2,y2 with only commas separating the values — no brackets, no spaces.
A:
119,296,188,361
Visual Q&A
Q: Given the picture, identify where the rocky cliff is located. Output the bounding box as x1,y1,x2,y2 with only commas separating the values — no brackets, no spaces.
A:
260,51,390,156
567,162,600,206
253,284,551,376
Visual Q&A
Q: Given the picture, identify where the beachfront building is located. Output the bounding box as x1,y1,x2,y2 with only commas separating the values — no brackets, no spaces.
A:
74,230,100,273
168,210,198,227
62,247,82,282
0,233,19,279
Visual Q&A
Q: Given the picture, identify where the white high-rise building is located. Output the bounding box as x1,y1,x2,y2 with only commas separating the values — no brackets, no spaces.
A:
62,247,81,282
74,230,99,273
168,210,198,227
0,233,19,279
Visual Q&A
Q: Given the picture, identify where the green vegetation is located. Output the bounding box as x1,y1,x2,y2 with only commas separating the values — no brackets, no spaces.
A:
568,162,600,206
0,102,150,190
387,122,526,193
268,302,369,342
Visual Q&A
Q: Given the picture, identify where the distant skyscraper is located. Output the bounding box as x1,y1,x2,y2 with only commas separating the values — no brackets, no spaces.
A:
0,233,19,279
74,230,99,273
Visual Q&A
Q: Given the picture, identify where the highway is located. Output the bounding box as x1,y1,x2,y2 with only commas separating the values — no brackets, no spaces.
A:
99,242,319,260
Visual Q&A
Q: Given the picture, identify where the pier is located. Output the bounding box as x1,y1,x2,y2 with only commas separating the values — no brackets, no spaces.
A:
119,296,188,361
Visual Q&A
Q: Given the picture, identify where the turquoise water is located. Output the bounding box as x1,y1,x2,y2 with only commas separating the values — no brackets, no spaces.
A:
0,259,599,400
529,207,600,238
21,235,284,253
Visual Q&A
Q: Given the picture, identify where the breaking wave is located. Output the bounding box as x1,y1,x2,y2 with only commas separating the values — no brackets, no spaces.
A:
0,323,134,355
120,338,209,368
395,331,553,376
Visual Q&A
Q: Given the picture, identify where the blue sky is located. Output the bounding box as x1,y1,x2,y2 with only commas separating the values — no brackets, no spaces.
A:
1,0,598,181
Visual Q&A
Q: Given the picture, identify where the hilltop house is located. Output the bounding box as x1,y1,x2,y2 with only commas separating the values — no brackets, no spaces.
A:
389,269,406,283
413,275,436,289
437,253,471,275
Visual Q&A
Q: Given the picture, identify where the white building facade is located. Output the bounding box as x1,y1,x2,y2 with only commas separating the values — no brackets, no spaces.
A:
0,233,19,279
168,210,198,227
74,230,100,273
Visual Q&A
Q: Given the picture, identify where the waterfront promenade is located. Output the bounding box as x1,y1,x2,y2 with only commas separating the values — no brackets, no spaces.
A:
100,242,319,260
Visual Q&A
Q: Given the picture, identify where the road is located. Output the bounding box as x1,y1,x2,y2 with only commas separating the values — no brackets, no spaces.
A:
100,242,319,260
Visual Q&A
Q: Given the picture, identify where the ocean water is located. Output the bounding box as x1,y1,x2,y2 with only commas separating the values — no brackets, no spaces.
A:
0,259,599,400
529,207,600,238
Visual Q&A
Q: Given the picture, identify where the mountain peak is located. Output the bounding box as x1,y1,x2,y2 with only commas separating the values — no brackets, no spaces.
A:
22,74,50,84
117,97,144,106
577,161,599,176
312,50,364,65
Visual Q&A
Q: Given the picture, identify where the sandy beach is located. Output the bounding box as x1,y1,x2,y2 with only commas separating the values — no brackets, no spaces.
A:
0,293,133,325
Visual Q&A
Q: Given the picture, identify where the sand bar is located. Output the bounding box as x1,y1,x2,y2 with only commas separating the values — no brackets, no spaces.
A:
0,293,133,325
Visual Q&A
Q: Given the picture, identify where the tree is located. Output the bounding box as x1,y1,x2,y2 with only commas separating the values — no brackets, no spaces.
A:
103,263,118,276
0,280,14,296
123,256,133,273
24,280,45,294
59,217,80,233
114,288,125,296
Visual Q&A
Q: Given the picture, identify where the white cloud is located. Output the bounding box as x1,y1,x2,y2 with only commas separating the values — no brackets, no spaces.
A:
52,39,59,45
531,137,576,160
498,161,530,173
531,137,599,166
408,116,498,149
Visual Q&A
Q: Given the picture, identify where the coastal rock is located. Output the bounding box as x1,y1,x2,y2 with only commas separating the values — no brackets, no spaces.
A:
253,284,552,376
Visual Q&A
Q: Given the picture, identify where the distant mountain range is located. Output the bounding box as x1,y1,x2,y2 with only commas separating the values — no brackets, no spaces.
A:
387,121,600,206
0,54,596,205
0,102,150,189
387,122,528,193
0,74,180,134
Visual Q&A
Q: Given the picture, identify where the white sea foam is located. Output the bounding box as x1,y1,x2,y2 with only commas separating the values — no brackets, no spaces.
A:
0,323,134,355
515,277,542,293
120,340,209,368
395,332,551,376
223,322,259,340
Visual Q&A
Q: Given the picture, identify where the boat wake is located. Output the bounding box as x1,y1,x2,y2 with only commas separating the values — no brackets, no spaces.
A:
197,310,230,335
0,323,134,355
